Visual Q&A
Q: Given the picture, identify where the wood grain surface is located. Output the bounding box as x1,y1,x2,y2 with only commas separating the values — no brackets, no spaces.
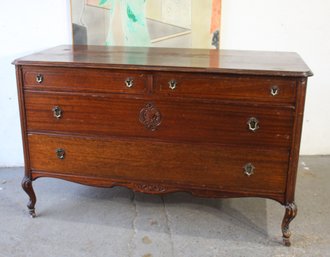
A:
13,45,313,77
15,45,312,245
28,133,288,193
24,91,294,148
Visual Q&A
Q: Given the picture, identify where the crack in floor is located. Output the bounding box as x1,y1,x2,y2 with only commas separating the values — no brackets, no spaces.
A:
161,195,174,257
128,191,138,257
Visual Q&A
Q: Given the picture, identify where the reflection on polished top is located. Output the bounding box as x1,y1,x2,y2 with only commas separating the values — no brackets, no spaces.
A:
13,45,313,77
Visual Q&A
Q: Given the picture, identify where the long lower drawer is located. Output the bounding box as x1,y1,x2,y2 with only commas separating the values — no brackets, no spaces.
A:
28,134,288,193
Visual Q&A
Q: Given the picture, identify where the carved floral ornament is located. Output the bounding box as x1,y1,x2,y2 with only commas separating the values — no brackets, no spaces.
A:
139,103,162,131
135,183,167,193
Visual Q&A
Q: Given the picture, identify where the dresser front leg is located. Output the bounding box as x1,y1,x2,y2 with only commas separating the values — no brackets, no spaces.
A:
21,176,37,218
281,202,297,246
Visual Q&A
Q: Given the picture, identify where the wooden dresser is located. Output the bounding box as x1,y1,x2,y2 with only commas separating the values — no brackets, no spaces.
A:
14,45,312,246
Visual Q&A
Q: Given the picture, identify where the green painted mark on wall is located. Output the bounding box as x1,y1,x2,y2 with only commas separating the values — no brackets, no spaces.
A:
104,0,150,46
99,0,108,6
127,5,138,22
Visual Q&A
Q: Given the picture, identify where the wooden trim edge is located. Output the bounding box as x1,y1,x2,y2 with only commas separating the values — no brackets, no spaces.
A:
31,171,285,204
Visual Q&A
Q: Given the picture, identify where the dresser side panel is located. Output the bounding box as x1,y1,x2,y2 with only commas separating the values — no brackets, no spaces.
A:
286,78,308,203
15,65,31,178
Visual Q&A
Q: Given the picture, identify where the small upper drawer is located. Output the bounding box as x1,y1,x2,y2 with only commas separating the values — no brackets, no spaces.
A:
154,73,296,103
23,67,148,94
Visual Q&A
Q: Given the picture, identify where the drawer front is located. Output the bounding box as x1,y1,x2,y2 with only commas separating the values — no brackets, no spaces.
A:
28,134,288,193
154,73,296,103
23,67,147,94
25,92,294,148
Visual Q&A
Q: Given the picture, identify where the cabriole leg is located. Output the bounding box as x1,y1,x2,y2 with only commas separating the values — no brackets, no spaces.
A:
21,176,37,218
281,202,297,246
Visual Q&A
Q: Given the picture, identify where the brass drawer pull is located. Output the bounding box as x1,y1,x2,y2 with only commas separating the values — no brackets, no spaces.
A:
36,74,43,84
247,117,259,132
125,77,134,88
52,106,62,119
243,163,255,176
270,85,279,96
56,148,65,159
168,79,177,90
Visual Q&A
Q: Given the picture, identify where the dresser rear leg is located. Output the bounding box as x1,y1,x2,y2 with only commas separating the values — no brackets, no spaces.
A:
281,202,297,246
21,176,37,218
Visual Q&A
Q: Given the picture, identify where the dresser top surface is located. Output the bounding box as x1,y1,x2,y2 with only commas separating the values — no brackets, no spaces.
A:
13,45,312,77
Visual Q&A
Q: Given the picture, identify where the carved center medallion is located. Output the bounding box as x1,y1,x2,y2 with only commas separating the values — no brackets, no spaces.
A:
139,103,162,131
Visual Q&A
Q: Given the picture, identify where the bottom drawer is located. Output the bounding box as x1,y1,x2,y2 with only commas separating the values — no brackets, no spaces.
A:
28,134,288,193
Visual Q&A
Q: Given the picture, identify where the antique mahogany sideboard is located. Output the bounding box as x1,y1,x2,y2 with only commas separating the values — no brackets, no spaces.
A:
14,45,312,246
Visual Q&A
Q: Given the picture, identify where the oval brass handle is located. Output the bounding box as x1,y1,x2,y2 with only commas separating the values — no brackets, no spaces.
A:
125,77,134,88
36,74,43,84
56,148,65,159
52,106,62,119
168,80,177,90
247,117,259,132
243,163,255,176
270,85,279,96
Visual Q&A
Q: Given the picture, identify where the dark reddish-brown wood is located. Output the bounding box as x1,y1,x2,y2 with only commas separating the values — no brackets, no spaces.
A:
14,45,312,246
23,66,148,95
154,73,297,103
28,133,288,193
24,91,294,148
13,45,312,77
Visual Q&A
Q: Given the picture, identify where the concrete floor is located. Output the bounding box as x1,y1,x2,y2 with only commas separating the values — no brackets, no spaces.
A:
0,156,329,257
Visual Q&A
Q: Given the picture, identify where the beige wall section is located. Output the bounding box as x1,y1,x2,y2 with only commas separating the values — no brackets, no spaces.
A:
146,0,162,21
71,0,109,45
191,0,212,48
106,0,124,45
71,0,84,24
85,6,108,45
161,0,191,28
147,0,191,29
86,0,111,9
